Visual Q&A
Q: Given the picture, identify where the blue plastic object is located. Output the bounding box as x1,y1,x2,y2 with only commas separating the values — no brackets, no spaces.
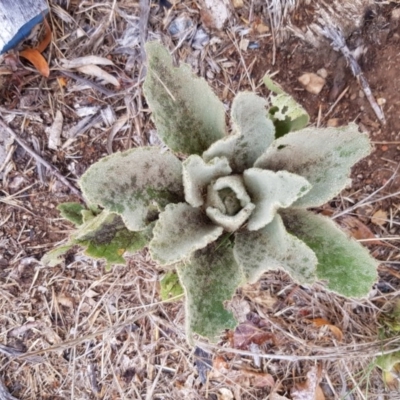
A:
0,10,48,54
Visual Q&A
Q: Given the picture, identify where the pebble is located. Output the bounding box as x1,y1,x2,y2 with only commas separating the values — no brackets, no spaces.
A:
317,68,328,79
298,72,326,95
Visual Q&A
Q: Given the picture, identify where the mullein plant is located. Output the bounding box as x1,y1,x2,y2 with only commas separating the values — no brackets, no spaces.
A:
43,41,378,343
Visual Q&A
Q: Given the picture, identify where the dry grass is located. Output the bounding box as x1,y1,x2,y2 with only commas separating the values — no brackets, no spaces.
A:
0,0,400,399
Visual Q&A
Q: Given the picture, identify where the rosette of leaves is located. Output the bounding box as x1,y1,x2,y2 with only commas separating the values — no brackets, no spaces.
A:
44,41,378,343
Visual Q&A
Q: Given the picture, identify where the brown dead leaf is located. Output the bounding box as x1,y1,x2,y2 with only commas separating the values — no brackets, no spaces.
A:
19,19,52,77
291,366,325,400
36,19,52,53
337,215,383,246
371,209,388,226
19,49,50,77
211,355,274,388
57,294,74,309
311,318,343,341
231,319,275,349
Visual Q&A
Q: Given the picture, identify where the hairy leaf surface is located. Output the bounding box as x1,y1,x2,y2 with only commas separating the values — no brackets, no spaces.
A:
234,214,317,284
149,203,224,265
177,239,243,343
80,147,183,230
203,92,274,172
183,155,231,207
255,124,372,207
74,212,152,267
281,209,378,297
243,168,311,231
264,74,309,137
57,202,86,226
143,41,225,155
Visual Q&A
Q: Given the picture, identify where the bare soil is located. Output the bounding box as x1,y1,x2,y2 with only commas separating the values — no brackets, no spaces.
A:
0,1,400,399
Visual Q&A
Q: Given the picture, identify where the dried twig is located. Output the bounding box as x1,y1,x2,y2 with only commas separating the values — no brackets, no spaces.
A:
139,0,151,78
321,25,386,125
0,119,84,201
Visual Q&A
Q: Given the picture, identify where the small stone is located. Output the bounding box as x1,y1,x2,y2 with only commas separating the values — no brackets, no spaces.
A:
381,145,388,152
327,118,339,127
359,90,365,98
298,73,326,95
239,38,249,51
317,68,328,79
232,0,243,7
377,98,386,106
350,93,357,101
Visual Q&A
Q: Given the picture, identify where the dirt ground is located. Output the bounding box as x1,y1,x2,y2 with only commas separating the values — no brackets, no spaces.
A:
1,1,400,399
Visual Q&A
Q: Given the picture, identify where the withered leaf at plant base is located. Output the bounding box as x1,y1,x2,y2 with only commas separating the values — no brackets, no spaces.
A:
231,318,275,349
337,215,383,246
311,318,343,341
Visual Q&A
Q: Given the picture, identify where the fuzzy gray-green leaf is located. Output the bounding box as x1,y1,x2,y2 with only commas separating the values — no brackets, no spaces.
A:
203,92,275,172
177,238,244,343
80,147,183,231
255,124,372,208
264,74,309,136
74,211,152,266
183,155,231,207
243,168,311,231
234,214,317,284
149,203,223,266
57,202,85,226
281,209,378,297
143,41,226,155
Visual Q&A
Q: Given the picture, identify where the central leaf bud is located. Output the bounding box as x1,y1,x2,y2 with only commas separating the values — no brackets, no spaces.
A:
205,175,255,232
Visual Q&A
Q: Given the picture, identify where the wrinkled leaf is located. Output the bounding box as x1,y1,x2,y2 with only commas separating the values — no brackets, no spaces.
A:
143,41,225,155
182,155,231,207
281,209,378,297
264,74,309,137
203,92,275,172
149,203,223,266
255,124,372,208
80,147,184,231
160,271,184,301
206,175,255,232
19,48,50,77
177,239,244,342
57,202,86,226
234,214,317,284
243,168,311,231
